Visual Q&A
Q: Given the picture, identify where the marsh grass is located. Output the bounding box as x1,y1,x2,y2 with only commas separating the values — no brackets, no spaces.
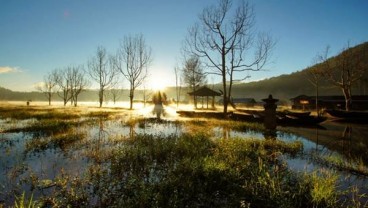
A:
77,133,344,208
1,105,367,207
311,153,368,176
3,119,81,136
0,106,82,120
308,169,339,207
182,118,265,138
25,131,86,154
13,192,37,208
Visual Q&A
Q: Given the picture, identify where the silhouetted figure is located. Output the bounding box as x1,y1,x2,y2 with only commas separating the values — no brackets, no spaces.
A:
152,91,167,119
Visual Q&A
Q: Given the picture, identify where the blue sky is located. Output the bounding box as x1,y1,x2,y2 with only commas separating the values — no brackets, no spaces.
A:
0,0,367,91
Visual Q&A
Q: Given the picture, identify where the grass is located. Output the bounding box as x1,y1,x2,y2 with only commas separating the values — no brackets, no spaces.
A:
0,105,367,207
13,192,37,208
78,133,346,208
3,119,81,136
311,153,368,176
0,106,82,120
25,131,86,153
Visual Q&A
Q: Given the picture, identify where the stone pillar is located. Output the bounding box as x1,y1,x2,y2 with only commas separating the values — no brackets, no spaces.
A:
262,94,279,130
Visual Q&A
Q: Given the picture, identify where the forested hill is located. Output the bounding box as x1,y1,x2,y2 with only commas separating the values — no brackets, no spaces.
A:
228,41,368,102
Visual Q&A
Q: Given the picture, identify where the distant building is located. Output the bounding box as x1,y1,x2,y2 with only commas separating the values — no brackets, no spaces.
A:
218,97,257,108
291,95,368,110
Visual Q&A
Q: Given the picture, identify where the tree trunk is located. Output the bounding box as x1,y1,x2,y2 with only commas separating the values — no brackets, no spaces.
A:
222,75,227,115
316,82,319,116
48,93,51,106
129,89,134,110
342,87,352,111
222,50,228,115
99,89,103,108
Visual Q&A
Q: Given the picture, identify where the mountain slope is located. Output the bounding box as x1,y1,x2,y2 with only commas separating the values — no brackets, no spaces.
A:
229,41,368,102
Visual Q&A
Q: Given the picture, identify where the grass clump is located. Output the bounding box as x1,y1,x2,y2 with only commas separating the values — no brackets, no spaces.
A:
25,131,86,153
0,106,81,120
13,192,37,208
311,153,368,176
3,119,81,136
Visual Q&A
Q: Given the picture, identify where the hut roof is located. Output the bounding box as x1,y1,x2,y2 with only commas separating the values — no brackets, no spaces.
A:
188,86,222,97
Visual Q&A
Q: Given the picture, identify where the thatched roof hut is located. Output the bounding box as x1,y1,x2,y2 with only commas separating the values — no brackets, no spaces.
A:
188,86,222,109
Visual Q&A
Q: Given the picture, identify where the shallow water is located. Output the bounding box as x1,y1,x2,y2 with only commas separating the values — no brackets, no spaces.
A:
0,115,367,205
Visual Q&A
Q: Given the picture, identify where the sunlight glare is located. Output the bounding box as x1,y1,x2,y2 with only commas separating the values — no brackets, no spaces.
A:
149,73,168,91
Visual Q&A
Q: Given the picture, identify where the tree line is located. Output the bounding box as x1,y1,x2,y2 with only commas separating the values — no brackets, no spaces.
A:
38,34,152,109
39,0,367,113
37,0,275,113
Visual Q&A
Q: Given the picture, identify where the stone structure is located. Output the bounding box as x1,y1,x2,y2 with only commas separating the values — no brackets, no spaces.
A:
262,94,278,130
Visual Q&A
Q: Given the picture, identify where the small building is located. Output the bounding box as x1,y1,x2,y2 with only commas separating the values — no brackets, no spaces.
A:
218,97,257,108
231,98,257,107
188,86,222,109
291,95,368,110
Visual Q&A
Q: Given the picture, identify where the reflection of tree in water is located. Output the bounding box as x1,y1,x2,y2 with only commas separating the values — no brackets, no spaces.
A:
90,117,110,163
324,124,367,166
263,130,277,140
340,125,353,159
222,126,230,139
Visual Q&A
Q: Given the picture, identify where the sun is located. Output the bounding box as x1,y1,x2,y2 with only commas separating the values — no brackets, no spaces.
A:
149,74,168,91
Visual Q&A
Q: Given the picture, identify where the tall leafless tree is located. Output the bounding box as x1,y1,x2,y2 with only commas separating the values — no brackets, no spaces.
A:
55,67,72,106
182,55,206,108
36,70,58,106
70,65,89,107
115,34,152,110
109,88,121,105
87,46,117,107
55,65,89,106
174,66,182,107
317,43,367,111
306,54,325,116
184,0,274,114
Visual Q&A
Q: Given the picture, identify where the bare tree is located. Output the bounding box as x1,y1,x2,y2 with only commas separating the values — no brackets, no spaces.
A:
36,70,58,105
87,46,117,107
182,55,206,108
317,43,367,111
174,66,182,107
55,65,89,106
115,34,152,110
184,0,274,114
109,88,119,105
141,82,152,107
70,65,89,107
306,54,325,115
55,67,72,106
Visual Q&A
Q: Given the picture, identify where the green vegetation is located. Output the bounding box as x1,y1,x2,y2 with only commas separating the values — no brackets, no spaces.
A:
0,105,367,207
13,192,37,208
91,134,304,207
0,106,82,120
311,153,368,176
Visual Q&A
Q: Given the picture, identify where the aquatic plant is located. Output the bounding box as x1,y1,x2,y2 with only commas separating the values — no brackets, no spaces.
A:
310,153,368,176
13,192,37,208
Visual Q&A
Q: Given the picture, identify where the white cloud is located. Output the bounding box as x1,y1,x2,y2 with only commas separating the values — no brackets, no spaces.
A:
0,66,21,74
33,82,45,89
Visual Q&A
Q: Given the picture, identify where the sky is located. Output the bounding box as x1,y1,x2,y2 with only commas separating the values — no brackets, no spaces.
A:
0,0,367,92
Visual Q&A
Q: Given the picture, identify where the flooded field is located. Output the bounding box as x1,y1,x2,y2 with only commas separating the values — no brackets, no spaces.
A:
0,102,367,207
